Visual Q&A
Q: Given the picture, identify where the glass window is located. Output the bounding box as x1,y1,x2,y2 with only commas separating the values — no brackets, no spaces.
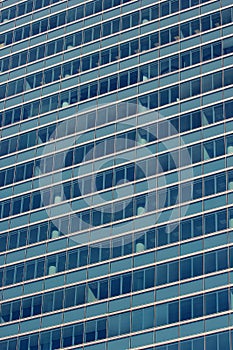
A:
205,292,217,315
168,301,179,323
181,299,191,320
193,296,203,318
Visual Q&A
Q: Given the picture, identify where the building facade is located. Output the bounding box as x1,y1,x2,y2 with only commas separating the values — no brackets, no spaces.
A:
0,0,233,349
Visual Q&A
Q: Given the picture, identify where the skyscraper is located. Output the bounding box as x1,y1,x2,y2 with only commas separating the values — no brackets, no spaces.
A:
0,0,233,349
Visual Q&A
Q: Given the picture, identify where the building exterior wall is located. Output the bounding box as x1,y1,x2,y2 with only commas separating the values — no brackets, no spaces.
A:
0,0,233,349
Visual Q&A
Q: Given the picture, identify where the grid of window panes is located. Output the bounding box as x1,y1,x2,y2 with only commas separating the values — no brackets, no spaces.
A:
0,0,233,349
